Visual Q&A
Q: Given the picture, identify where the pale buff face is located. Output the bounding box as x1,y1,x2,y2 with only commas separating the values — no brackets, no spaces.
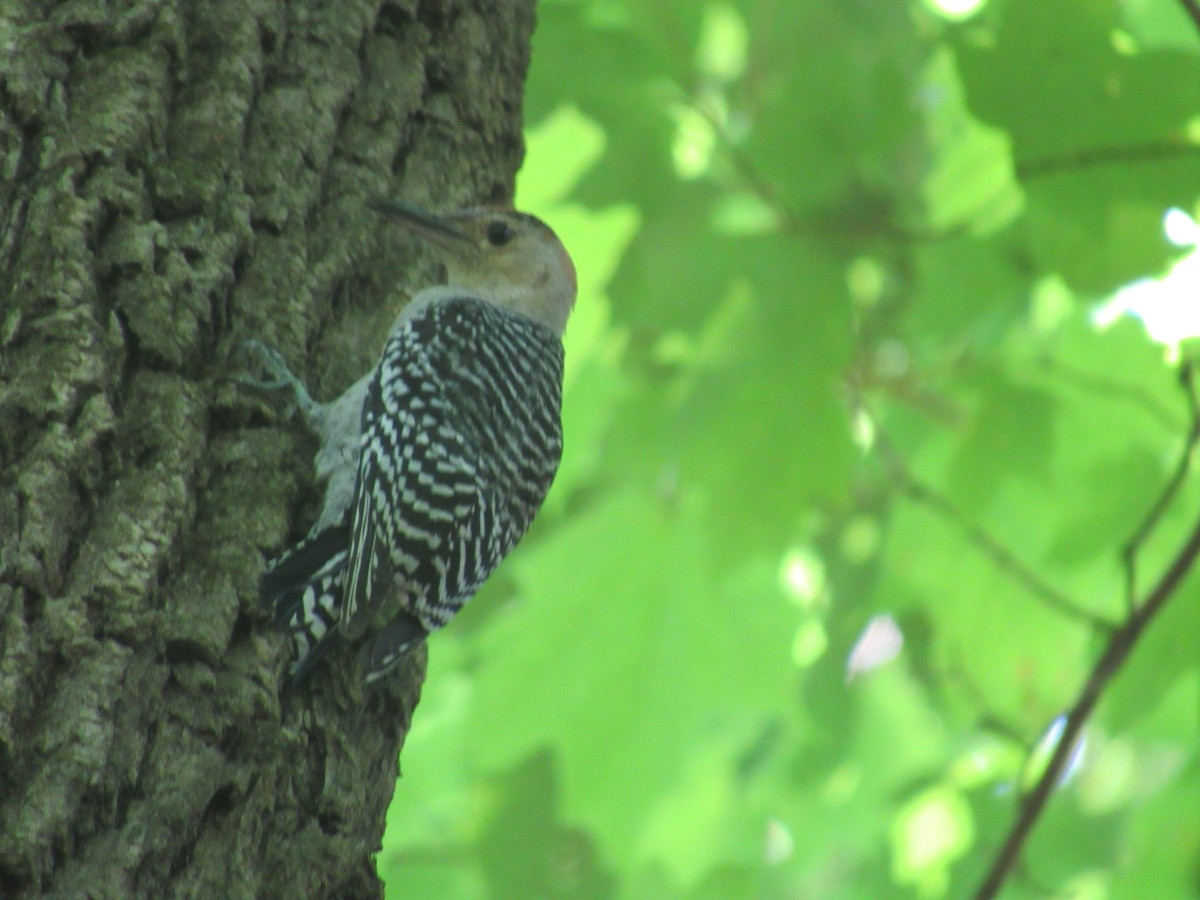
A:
371,201,577,337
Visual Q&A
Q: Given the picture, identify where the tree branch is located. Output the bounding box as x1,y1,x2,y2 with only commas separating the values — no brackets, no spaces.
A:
1178,0,1200,36
976,361,1200,897
1016,142,1200,181
974,505,1200,899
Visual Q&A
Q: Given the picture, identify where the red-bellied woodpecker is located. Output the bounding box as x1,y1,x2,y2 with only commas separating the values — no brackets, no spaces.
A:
242,200,577,684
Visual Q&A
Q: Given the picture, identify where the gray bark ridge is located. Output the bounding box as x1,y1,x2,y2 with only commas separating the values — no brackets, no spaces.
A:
0,1,535,896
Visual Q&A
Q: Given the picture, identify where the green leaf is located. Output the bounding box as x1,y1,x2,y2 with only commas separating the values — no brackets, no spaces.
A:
877,496,1093,727
956,0,1200,158
910,232,1029,346
945,366,1058,513
476,752,615,899
954,0,1200,292
464,490,798,871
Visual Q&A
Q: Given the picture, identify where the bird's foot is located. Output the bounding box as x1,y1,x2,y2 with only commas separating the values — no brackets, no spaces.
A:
234,339,315,419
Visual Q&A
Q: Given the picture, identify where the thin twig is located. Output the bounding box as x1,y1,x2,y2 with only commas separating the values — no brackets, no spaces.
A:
873,426,1114,630
1037,355,1184,435
1122,363,1200,603
897,475,1113,630
689,95,957,246
686,95,920,244
974,508,1200,899
943,655,1027,746
685,97,809,234
1016,142,1200,181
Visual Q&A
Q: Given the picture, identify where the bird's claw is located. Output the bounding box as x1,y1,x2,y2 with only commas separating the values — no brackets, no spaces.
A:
233,339,314,417
234,339,297,390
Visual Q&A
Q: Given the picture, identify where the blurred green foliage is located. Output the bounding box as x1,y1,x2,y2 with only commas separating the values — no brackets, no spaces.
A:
379,0,1200,896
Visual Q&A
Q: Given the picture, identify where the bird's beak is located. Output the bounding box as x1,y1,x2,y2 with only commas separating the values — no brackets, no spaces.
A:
368,199,472,245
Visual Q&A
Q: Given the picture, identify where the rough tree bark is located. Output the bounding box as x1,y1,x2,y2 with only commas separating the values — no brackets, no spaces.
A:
0,1,535,895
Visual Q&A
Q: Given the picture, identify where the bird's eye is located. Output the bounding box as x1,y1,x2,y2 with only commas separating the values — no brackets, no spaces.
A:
486,220,514,246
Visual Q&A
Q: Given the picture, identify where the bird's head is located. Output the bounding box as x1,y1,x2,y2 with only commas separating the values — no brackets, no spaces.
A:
369,200,577,337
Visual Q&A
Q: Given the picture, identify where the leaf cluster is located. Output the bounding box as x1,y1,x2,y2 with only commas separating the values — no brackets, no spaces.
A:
381,1,1200,897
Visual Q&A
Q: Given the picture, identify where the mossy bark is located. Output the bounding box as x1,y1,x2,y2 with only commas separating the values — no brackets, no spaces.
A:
0,1,535,895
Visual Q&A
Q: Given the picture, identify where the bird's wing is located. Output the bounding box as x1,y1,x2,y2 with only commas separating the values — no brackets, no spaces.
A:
340,297,564,642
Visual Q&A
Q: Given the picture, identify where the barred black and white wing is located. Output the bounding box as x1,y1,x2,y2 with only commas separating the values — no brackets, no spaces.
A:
341,296,564,679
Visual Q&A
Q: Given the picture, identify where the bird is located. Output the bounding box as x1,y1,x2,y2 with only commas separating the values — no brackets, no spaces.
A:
240,199,577,685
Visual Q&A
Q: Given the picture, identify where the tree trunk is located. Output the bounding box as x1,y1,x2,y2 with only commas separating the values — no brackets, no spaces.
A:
0,1,535,895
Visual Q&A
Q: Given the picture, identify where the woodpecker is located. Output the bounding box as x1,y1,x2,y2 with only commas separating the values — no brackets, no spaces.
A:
243,200,577,684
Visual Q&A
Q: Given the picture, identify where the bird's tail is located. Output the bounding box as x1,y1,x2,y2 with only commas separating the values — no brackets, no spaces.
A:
360,613,428,683
261,527,349,684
